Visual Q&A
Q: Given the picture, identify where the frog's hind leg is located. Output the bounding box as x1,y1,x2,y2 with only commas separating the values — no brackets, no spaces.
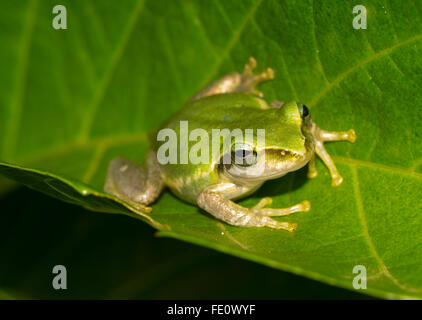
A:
104,151,164,212
191,57,274,101
308,121,357,186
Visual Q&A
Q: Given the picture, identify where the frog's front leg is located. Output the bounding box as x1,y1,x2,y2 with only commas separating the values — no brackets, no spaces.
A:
197,184,309,231
191,57,274,101
308,121,357,186
104,151,164,212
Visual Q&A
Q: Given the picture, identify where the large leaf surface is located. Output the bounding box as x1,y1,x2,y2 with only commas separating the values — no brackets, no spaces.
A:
1,0,422,299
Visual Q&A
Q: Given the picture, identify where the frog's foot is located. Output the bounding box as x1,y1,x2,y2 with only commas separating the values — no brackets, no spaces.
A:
251,197,310,216
198,189,303,231
237,57,275,97
308,121,357,186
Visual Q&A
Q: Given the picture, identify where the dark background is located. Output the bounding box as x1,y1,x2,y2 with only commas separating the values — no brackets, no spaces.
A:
0,185,369,299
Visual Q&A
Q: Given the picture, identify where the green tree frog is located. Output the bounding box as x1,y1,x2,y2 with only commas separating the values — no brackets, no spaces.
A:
104,58,356,231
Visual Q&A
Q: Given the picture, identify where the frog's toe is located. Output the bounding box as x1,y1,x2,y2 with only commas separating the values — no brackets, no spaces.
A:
252,89,264,98
264,218,298,232
126,201,153,214
307,157,318,179
331,174,343,187
243,56,258,75
249,67,275,85
307,169,318,179
300,200,311,211
347,129,357,143
252,199,310,217
252,197,273,210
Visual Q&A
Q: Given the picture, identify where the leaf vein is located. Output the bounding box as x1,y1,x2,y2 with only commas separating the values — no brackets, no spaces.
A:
311,0,329,84
2,0,39,159
309,32,422,107
217,223,250,250
19,133,147,168
82,143,108,183
250,17,299,100
77,0,146,141
334,156,422,179
196,0,264,89
351,164,422,293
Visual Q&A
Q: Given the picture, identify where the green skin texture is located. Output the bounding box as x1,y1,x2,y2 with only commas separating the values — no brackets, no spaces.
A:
105,58,356,231
150,94,312,203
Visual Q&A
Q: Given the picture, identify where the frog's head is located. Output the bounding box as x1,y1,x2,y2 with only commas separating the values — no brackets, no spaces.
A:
221,101,314,183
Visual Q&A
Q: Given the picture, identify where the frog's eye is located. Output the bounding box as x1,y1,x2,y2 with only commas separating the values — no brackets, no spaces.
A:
298,104,310,119
231,145,257,166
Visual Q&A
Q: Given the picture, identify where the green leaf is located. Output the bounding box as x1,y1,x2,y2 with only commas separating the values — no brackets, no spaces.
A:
1,0,422,299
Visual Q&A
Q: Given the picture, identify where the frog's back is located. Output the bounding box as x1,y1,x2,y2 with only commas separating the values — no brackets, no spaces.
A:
150,93,269,140
148,93,271,203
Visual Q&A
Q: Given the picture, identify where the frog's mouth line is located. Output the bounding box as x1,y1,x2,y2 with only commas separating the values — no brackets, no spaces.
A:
261,148,311,178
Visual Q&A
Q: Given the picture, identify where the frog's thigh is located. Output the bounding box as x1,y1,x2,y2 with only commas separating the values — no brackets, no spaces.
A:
197,188,297,231
104,152,164,206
